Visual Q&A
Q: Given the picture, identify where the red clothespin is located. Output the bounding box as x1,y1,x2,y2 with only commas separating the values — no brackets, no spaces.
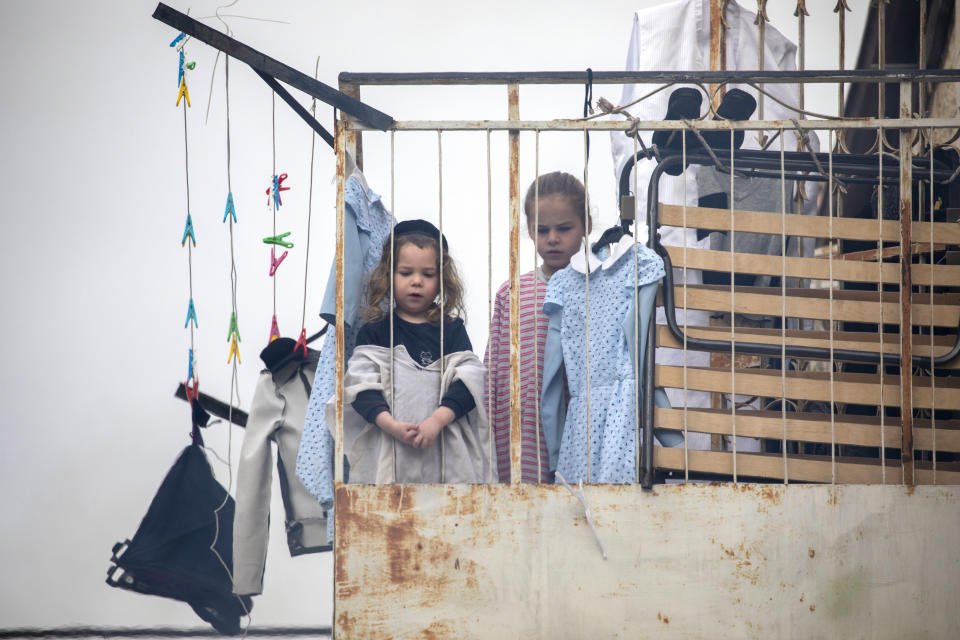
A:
269,314,281,342
293,328,308,357
265,173,289,208
269,245,288,276
185,378,199,403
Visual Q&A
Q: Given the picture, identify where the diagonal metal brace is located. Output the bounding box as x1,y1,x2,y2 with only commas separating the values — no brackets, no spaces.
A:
151,2,394,131
254,69,335,149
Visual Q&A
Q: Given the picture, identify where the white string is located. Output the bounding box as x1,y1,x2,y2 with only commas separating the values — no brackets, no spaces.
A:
828,131,837,484
390,130,396,452
300,57,321,333
681,129,689,482
582,127,592,483
534,129,542,482
485,129,493,476
437,130,445,482
929,130,936,484
183,86,195,363
632,133,640,483
780,130,788,484
209,50,251,631
728,129,737,483
390,130,397,482
878,126,886,483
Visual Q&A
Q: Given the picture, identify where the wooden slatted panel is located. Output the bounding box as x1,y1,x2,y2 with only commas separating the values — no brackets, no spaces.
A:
658,203,960,245
655,407,960,451
654,325,960,368
654,446,960,484
667,285,960,327
655,365,960,410
663,245,960,286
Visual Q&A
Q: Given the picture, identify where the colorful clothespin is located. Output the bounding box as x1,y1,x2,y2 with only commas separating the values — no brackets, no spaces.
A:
293,328,308,357
223,192,237,223
263,232,294,249
265,173,289,208
226,311,241,343
187,348,195,381
269,246,288,276
169,33,186,48
176,76,191,107
185,297,198,329
181,213,196,247
269,314,281,342
228,334,241,364
178,50,185,87
184,378,199,403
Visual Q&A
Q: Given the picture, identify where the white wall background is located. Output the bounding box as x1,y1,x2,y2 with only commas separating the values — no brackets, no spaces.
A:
0,0,868,630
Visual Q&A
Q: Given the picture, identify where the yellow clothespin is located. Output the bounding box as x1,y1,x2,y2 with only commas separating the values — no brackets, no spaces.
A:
176,77,191,108
228,334,241,364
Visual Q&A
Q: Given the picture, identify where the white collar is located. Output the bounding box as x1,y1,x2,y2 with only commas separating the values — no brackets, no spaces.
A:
569,231,647,274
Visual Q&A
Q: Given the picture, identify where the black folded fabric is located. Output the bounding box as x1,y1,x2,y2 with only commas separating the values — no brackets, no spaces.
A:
106,445,253,635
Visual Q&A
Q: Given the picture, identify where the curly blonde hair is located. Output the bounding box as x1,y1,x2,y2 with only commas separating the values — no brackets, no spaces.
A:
362,233,466,324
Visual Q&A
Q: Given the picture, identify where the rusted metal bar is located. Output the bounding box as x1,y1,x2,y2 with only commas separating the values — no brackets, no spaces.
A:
345,116,960,132
332,118,346,633
899,80,914,486
337,69,960,86
334,121,346,486
709,0,727,111
508,83,522,484
338,81,363,170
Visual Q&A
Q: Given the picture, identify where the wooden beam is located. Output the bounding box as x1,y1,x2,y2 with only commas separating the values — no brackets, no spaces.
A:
654,446,960,484
655,407,960,451
655,365,960,410
655,325,960,368
658,203,960,245
667,285,959,327
664,245,960,286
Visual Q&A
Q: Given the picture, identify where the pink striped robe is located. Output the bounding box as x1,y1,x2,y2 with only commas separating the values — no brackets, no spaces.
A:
484,270,551,483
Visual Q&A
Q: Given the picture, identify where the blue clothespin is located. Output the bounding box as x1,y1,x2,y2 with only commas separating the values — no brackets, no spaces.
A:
185,298,199,329
187,348,194,381
178,50,185,87
223,192,237,223
169,33,186,48
181,213,196,247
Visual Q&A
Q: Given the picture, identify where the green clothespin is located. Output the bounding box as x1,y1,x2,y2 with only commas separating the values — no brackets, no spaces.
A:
227,311,241,342
263,232,294,249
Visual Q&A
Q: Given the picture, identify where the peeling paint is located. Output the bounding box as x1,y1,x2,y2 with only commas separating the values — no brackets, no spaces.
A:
333,484,960,637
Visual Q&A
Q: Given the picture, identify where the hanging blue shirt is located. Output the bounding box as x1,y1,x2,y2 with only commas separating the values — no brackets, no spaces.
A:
296,169,393,540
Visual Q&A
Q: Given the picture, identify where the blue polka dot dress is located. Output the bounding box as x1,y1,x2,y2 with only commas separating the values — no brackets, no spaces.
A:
295,173,392,540
543,238,665,484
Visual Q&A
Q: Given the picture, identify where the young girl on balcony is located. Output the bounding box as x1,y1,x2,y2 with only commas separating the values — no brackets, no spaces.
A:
485,172,591,483
332,219,495,484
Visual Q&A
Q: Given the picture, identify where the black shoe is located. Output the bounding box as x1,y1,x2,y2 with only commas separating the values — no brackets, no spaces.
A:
652,87,703,175
703,88,757,151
